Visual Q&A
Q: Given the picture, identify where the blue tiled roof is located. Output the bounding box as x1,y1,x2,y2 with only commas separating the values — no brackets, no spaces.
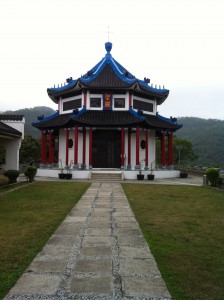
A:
47,42,169,103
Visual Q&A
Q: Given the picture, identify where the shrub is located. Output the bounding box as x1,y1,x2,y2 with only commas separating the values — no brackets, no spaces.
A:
25,166,37,182
4,170,20,184
205,168,219,187
0,175,9,186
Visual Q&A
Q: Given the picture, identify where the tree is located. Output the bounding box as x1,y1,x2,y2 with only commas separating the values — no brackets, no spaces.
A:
19,135,40,165
173,137,197,167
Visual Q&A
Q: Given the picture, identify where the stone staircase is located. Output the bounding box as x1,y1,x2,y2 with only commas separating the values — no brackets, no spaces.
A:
91,172,122,182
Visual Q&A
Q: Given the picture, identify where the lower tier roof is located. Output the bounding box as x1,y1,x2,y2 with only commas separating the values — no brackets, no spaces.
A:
33,110,182,132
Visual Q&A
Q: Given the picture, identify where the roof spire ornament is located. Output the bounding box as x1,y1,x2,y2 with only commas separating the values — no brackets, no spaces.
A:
105,26,113,56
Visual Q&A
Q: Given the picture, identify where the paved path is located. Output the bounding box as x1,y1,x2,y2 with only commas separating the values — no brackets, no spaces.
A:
4,182,171,300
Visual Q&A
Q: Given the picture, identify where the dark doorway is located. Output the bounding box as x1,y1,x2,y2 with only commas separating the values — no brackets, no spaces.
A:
92,130,121,168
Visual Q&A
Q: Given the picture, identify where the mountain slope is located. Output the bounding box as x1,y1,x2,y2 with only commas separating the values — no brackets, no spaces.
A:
176,117,224,167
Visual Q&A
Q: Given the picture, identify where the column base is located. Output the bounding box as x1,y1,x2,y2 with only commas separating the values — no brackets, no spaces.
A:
120,165,125,170
127,164,132,170
135,165,140,170
144,166,149,170
167,165,174,170
73,164,79,170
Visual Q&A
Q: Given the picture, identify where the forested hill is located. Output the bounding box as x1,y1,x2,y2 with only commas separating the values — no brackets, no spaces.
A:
1,107,224,166
2,106,56,138
176,117,224,167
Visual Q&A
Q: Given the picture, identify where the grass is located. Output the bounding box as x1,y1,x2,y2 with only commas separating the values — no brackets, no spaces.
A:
122,184,224,300
0,181,90,299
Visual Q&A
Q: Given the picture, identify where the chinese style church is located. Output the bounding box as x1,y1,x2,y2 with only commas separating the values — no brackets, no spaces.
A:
33,42,182,179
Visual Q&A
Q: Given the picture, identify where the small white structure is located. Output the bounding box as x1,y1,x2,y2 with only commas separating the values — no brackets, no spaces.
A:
0,115,25,171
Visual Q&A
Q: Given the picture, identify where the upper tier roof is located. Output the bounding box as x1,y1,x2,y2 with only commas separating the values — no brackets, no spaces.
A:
47,42,169,105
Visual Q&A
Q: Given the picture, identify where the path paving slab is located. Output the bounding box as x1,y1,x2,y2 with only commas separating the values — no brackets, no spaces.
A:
119,246,153,258
120,258,160,275
82,236,112,246
8,274,61,295
69,276,113,294
74,259,112,273
85,227,111,236
79,246,112,257
27,259,67,273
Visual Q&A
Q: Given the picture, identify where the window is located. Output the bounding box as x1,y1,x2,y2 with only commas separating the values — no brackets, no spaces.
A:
90,97,101,108
140,140,146,149
63,98,82,111
114,98,125,108
69,139,73,148
133,99,153,113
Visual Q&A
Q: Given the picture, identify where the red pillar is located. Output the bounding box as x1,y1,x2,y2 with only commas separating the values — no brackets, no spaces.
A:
145,129,149,169
65,128,69,166
135,126,140,168
82,128,86,167
161,132,166,168
49,130,54,164
41,130,46,164
168,132,173,167
121,128,125,169
89,127,92,169
128,129,131,168
74,125,78,167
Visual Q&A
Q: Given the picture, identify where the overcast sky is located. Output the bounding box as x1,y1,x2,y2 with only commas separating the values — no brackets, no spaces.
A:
0,0,224,120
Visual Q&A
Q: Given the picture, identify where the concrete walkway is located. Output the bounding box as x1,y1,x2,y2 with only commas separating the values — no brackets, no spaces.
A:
4,182,171,300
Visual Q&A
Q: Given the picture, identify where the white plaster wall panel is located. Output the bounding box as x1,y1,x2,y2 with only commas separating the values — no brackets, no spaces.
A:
85,130,90,167
3,118,25,139
58,129,66,167
130,131,136,169
148,130,156,166
77,131,83,165
4,139,21,170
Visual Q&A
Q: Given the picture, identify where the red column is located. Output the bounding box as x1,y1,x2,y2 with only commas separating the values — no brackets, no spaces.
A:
41,130,46,164
128,129,131,168
145,129,149,169
82,128,86,167
135,126,140,167
89,127,92,169
121,128,125,168
161,132,166,168
168,132,173,167
65,128,69,166
74,125,78,167
49,130,53,164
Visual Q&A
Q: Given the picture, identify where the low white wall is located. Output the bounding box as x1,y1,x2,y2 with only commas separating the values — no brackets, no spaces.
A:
123,170,180,180
36,168,91,179
36,168,180,180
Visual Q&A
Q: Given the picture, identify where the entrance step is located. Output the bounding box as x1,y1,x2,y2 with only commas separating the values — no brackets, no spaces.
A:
91,172,122,182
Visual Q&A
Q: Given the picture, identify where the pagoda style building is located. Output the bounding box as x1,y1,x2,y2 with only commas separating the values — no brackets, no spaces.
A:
33,42,182,179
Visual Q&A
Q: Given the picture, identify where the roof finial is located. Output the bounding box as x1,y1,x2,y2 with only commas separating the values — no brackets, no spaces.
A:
107,25,111,42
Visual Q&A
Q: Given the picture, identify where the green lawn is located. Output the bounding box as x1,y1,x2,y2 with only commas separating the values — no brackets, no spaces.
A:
0,181,90,299
122,184,224,300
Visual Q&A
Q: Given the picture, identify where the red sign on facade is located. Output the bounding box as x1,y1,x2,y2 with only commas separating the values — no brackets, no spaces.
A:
104,93,112,110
